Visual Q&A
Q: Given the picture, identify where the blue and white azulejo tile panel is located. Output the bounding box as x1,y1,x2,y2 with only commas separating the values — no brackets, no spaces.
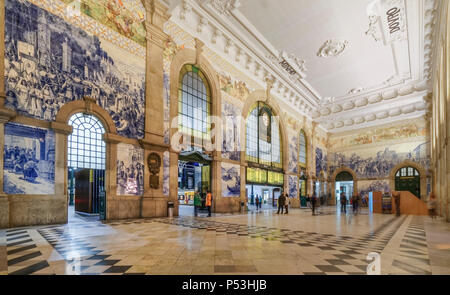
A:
221,162,241,197
288,175,298,199
4,0,145,139
3,122,55,195
116,143,144,196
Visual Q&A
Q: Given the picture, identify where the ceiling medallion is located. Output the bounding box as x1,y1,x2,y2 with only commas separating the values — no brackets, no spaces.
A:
204,0,241,16
317,40,349,58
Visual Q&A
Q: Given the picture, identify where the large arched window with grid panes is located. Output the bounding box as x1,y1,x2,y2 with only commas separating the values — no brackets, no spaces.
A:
245,102,282,168
68,113,106,170
178,64,211,151
245,102,283,187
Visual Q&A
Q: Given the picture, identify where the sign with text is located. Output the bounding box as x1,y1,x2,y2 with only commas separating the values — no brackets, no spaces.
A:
379,0,407,44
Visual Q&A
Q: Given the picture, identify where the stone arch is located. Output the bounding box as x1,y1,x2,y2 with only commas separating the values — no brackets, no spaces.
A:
389,160,427,199
331,166,358,201
54,97,119,221
55,97,117,134
168,47,223,213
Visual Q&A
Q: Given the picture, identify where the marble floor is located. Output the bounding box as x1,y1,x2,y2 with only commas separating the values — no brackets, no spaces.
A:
1,206,449,275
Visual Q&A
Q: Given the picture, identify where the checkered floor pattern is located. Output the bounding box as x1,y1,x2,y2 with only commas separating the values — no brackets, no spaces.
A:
390,216,432,274
147,215,406,274
1,209,441,275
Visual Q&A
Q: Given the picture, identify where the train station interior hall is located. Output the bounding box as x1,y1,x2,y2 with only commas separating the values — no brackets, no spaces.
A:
0,0,450,275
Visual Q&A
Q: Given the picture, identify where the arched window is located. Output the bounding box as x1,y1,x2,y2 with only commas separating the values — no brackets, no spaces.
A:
299,129,307,168
68,113,105,170
395,166,420,198
178,64,211,150
245,102,282,169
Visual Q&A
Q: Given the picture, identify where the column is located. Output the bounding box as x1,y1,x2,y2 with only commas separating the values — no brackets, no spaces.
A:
102,132,121,219
139,0,171,217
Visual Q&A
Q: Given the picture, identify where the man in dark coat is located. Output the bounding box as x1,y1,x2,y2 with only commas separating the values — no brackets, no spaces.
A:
276,193,286,214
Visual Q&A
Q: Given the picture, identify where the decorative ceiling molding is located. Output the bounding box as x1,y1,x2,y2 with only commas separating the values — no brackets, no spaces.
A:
168,0,318,121
348,87,364,94
202,0,241,16
168,0,439,134
317,40,349,58
316,94,429,132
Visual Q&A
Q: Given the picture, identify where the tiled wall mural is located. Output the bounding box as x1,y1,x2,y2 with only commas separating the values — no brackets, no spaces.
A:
163,151,170,196
116,143,144,196
221,100,241,161
61,0,147,47
315,147,327,177
288,175,298,198
329,141,430,178
288,130,298,174
3,123,55,194
329,122,428,149
358,180,390,197
221,162,240,197
4,0,146,139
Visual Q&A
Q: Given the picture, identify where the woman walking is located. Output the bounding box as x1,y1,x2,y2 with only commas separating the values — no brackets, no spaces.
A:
428,192,437,219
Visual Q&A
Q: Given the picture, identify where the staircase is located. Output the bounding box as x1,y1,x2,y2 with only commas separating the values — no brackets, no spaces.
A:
392,191,428,216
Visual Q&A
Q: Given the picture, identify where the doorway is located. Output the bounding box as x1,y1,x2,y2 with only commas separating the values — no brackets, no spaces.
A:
335,171,354,204
177,151,212,216
395,166,420,198
67,113,106,222
246,184,282,210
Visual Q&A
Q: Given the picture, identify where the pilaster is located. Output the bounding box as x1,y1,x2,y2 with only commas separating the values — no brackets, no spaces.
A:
141,0,171,217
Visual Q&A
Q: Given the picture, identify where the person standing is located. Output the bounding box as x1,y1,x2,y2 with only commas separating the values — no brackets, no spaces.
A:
206,191,212,217
311,192,317,215
393,190,401,217
285,194,289,214
352,193,358,214
194,190,201,217
277,193,286,214
255,195,260,211
340,192,347,213
427,191,437,219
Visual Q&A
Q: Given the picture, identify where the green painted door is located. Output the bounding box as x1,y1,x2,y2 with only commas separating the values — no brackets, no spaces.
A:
395,167,420,198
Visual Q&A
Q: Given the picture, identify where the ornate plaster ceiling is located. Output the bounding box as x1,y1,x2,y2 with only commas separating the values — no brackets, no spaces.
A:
165,0,439,133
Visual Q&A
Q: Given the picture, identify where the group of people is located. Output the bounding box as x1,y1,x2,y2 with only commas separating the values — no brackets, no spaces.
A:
4,21,145,139
254,195,263,210
4,145,41,183
116,160,144,196
194,191,213,217
276,193,290,214
339,192,367,214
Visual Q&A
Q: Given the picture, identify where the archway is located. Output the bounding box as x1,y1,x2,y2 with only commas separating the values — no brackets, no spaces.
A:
331,166,358,205
394,166,421,198
67,113,106,221
335,171,354,204
241,90,289,211
169,48,221,216
389,160,427,199
55,97,117,222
